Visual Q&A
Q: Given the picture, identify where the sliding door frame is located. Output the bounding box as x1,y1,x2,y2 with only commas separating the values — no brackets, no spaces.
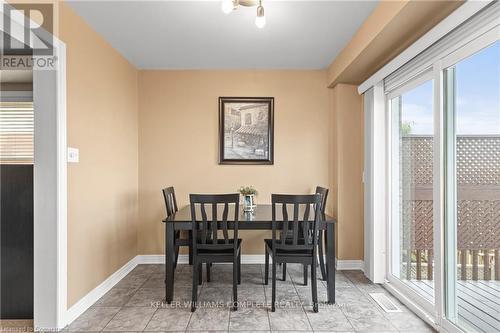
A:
384,24,499,333
437,26,499,333
361,2,498,332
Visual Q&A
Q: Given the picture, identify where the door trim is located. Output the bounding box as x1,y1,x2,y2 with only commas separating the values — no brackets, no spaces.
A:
0,2,68,329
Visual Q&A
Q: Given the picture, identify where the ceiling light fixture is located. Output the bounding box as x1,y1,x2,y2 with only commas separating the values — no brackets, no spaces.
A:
221,0,237,14
221,0,266,29
255,2,265,29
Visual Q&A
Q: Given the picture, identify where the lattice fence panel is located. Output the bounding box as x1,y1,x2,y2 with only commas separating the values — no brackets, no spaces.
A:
400,136,500,251
458,200,500,250
457,136,500,185
401,136,433,185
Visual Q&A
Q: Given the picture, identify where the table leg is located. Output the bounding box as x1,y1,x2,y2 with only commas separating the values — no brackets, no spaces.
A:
326,223,336,304
165,222,175,303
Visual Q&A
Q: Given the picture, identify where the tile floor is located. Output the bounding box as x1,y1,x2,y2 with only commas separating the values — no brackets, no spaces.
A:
65,263,435,332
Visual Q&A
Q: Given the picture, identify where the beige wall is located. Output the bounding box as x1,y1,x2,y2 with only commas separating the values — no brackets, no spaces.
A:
60,3,139,307
138,70,330,254
51,0,460,308
329,84,364,260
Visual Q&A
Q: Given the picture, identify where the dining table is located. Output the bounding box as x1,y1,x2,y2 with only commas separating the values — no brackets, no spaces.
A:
162,204,337,304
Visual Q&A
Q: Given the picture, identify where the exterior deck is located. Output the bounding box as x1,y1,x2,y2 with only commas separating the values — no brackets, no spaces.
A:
407,279,500,333
400,135,499,332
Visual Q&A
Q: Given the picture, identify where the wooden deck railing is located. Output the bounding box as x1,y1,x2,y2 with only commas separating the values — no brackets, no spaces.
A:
402,249,499,280
401,136,500,281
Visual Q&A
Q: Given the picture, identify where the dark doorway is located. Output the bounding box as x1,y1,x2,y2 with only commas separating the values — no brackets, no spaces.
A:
0,97,34,319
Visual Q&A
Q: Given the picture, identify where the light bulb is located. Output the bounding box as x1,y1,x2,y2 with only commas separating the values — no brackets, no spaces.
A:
255,15,266,28
255,5,265,28
221,0,234,14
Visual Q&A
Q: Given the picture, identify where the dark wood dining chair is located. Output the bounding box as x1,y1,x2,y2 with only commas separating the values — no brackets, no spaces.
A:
264,194,322,312
282,186,329,285
315,186,329,281
190,193,242,312
162,187,192,268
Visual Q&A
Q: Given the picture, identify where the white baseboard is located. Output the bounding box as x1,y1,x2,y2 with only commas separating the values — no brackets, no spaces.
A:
335,259,365,271
64,256,139,327
137,254,166,264
137,254,364,271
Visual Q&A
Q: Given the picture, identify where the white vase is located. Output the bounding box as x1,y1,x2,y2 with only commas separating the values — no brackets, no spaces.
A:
243,194,256,212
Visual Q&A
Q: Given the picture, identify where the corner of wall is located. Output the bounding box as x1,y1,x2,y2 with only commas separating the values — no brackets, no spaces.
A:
328,83,364,261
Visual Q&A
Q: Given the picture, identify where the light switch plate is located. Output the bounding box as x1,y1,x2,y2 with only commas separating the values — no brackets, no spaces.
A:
67,147,79,163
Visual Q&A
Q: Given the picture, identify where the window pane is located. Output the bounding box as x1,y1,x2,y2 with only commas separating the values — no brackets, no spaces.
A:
446,41,500,333
391,80,435,304
401,81,434,135
456,41,500,135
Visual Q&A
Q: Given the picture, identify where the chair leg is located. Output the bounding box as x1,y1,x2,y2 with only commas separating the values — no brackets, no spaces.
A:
264,247,269,285
174,245,180,269
237,252,241,285
311,259,318,313
198,263,203,285
206,262,211,282
271,260,277,312
303,264,308,286
188,231,193,265
318,230,327,281
233,258,238,311
191,260,198,312
282,263,287,281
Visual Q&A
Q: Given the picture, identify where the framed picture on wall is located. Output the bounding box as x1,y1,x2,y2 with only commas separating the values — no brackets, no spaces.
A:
219,97,274,165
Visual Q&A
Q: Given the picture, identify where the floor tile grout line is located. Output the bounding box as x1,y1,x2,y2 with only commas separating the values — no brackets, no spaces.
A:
147,264,190,332
340,271,399,332
260,263,273,332
141,306,159,332
324,271,355,333
348,271,392,315
227,299,231,333
227,264,233,333
98,305,123,332
92,267,155,310
124,269,156,309
185,302,195,332
288,266,315,332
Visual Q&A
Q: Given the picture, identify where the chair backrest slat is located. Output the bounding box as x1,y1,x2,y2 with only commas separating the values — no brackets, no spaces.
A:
315,186,329,214
162,186,178,217
281,204,288,245
222,202,229,244
292,203,299,244
190,193,240,252
303,203,311,241
271,194,321,251
211,203,218,243
200,203,208,244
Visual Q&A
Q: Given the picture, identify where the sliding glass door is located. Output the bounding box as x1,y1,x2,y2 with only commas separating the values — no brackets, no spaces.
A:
385,6,499,330
443,40,500,333
389,76,436,310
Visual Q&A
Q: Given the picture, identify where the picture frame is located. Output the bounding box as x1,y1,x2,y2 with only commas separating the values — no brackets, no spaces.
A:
219,97,274,165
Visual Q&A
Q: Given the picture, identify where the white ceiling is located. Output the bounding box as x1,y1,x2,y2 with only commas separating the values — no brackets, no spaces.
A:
67,1,378,70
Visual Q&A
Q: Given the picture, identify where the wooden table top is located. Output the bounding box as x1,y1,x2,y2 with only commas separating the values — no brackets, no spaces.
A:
162,204,336,230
